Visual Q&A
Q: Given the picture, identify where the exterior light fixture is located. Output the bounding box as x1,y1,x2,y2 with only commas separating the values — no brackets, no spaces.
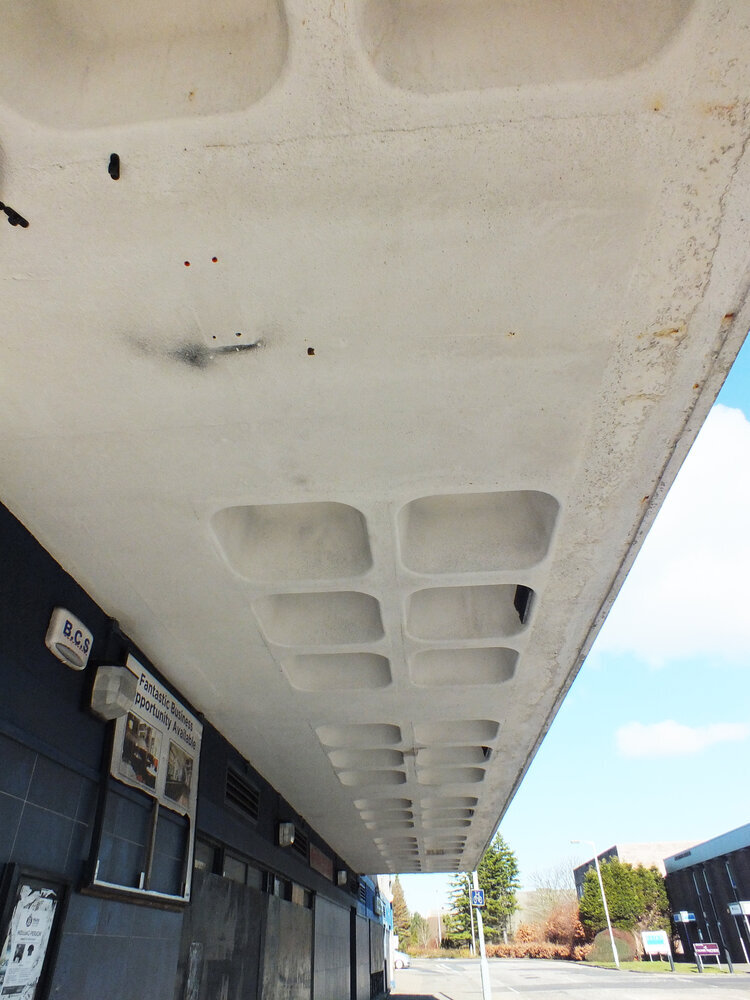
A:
336,869,348,887
90,665,138,720
278,822,295,847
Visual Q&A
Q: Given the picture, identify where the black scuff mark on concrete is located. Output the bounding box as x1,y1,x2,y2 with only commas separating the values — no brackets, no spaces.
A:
0,202,29,228
170,340,264,369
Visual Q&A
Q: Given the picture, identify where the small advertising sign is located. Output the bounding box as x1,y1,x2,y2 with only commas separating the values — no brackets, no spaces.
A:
641,930,671,956
0,878,62,1000
110,655,202,820
694,943,720,957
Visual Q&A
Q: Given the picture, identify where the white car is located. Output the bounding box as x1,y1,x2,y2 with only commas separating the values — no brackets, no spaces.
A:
394,951,411,970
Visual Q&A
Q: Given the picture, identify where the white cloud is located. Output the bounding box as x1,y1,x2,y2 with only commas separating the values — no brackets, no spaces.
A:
616,719,750,758
595,404,750,666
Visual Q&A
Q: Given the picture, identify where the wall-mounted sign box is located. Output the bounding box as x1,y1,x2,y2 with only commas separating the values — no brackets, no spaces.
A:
44,607,92,670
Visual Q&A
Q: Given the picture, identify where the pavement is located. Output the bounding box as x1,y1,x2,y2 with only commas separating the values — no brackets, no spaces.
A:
391,957,750,999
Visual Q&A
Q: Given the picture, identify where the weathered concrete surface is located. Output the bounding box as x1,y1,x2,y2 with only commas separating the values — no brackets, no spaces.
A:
2,1,750,875
393,957,750,999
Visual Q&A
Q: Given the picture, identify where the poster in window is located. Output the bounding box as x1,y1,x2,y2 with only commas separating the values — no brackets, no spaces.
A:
118,712,162,791
110,655,202,821
0,877,62,1000
164,741,193,809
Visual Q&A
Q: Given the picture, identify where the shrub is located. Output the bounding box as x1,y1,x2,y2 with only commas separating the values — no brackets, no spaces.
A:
514,923,540,943
544,902,586,947
487,943,571,960
411,947,473,959
586,928,638,963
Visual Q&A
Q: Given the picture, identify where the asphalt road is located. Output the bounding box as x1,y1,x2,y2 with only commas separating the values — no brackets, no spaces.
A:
392,957,750,1000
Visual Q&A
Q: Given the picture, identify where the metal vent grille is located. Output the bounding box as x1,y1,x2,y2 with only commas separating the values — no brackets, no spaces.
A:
292,830,309,860
225,767,259,821
359,881,367,904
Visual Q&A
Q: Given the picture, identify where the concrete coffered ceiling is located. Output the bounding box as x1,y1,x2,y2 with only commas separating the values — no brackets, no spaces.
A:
1,0,749,873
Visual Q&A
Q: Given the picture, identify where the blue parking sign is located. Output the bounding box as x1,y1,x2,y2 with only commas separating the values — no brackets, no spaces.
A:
471,889,485,907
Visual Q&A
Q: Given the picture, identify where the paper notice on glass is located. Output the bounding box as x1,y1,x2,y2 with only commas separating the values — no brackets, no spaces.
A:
0,885,58,999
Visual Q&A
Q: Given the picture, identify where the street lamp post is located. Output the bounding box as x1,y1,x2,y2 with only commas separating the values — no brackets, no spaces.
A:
572,840,619,969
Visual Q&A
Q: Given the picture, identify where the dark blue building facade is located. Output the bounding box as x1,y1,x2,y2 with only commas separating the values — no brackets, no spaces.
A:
0,500,391,999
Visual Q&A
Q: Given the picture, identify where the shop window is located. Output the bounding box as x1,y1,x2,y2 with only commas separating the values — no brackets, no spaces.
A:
87,780,194,904
245,865,263,890
193,839,216,873
291,883,313,908
223,854,247,885
220,852,264,889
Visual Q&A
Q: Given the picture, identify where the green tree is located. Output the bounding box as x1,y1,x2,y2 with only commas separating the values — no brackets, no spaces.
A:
632,865,671,935
409,912,430,950
392,875,411,945
444,872,474,948
444,833,520,946
578,859,670,935
579,858,642,932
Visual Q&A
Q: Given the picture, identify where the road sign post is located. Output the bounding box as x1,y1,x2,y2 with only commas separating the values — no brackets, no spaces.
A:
641,930,674,971
472,871,492,1000
694,942,720,972
728,901,750,965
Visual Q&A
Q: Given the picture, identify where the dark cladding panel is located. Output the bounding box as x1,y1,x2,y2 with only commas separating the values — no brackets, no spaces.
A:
261,895,312,1000
313,897,350,1000
50,898,183,1000
176,869,264,1000
354,914,369,1000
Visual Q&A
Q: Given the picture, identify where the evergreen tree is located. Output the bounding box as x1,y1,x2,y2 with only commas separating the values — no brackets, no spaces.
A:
444,834,520,946
578,858,670,935
444,872,473,947
579,858,641,932
633,865,671,935
392,876,411,945
410,912,430,950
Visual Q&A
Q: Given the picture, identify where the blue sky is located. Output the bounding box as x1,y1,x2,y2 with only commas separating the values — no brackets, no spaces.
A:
401,334,750,916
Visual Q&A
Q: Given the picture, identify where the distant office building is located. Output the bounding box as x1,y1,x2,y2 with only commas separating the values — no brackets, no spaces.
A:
573,842,697,897
665,824,750,965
